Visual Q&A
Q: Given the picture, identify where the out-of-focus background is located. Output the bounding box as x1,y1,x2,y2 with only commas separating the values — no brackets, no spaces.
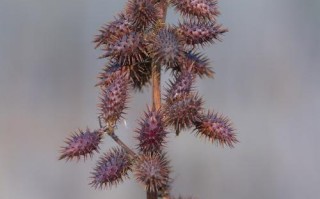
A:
1,0,319,198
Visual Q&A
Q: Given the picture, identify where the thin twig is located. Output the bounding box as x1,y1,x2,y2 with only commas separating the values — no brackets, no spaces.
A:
98,116,137,158
107,130,137,158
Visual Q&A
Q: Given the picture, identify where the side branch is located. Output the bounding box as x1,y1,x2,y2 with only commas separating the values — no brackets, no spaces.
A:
99,116,137,158
106,130,137,158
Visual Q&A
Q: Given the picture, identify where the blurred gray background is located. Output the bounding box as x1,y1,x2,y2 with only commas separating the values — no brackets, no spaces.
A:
1,0,320,199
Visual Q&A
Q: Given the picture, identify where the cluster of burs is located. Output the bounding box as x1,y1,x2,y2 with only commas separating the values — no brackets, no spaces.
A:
59,0,237,198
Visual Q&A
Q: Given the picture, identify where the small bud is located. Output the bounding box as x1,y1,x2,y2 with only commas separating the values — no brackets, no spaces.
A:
136,107,167,153
134,153,170,192
177,20,227,46
171,0,220,20
91,147,132,189
164,93,203,135
59,129,103,161
194,111,238,147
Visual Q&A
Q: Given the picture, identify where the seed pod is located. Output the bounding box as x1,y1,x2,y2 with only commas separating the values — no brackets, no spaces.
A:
180,50,213,78
194,111,238,147
150,27,184,69
99,69,130,125
126,0,161,30
59,129,103,161
164,93,203,135
171,0,220,20
96,62,125,88
164,69,195,102
134,153,170,192
94,14,132,49
100,32,147,65
177,20,227,46
136,107,167,154
128,58,152,91
91,147,132,189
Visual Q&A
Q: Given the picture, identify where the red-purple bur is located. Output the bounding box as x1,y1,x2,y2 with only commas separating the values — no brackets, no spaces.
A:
59,129,103,161
164,93,203,135
150,28,184,69
96,60,151,91
171,0,220,20
128,58,153,91
100,32,147,65
95,62,125,88
165,70,195,102
177,20,227,46
134,153,170,192
126,0,160,30
136,107,167,154
99,69,130,125
91,148,132,189
180,50,213,78
94,14,132,49
194,111,238,147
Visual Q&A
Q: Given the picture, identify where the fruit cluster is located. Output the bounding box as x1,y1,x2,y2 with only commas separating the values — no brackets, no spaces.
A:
59,1,237,198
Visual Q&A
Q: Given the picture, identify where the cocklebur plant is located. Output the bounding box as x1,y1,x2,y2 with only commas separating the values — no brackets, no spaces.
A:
59,0,238,198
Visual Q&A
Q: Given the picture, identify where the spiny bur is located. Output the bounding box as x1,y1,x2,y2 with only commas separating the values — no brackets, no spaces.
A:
59,128,103,161
150,27,184,69
171,0,220,20
177,20,227,46
126,0,161,30
180,50,213,78
134,153,171,192
194,111,238,147
90,147,132,189
164,93,203,135
135,107,168,154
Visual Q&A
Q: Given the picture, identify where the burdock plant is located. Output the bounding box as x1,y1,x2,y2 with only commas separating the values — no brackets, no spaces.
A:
59,0,237,198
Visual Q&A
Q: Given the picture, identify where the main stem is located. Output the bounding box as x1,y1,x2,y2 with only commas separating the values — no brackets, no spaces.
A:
152,1,168,108
152,1,167,111
152,62,161,110
149,2,168,199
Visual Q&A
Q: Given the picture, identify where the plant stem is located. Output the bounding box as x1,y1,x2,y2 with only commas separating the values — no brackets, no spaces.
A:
147,190,158,199
98,116,137,158
152,1,168,110
107,129,137,158
149,2,168,199
152,63,161,110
